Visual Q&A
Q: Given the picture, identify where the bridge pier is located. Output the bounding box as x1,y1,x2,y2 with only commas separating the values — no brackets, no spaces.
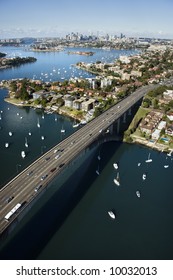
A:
128,108,132,115
123,112,126,123
117,118,120,134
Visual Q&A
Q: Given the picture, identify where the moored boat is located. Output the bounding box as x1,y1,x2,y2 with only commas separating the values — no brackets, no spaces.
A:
108,210,116,219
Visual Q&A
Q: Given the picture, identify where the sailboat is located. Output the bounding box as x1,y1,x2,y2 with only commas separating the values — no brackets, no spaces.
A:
61,126,65,133
37,118,40,128
96,165,100,175
97,151,101,161
145,152,152,163
108,210,116,219
25,137,28,148
136,190,141,198
21,151,26,158
167,150,172,157
114,172,120,186
72,120,79,128
113,162,118,169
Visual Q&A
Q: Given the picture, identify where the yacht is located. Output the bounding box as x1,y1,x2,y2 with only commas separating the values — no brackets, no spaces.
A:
96,165,100,175
136,191,141,198
145,152,152,163
61,126,65,133
37,118,40,128
114,172,120,186
21,151,26,158
25,137,28,148
108,210,116,219
113,163,118,169
142,173,146,180
5,143,9,148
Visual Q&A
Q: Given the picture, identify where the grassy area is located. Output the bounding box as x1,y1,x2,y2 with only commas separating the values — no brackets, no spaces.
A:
128,106,150,131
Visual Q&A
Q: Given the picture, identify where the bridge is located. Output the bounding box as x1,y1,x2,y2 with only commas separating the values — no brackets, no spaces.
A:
0,84,156,237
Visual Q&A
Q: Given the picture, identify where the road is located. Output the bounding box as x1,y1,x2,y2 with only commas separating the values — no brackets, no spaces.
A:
0,84,156,235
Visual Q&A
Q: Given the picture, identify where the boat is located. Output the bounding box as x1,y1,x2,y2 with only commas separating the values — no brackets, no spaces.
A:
136,191,141,198
167,150,172,157
55,115,57,122
164,165,169,168
61,126,65,133
96,165,100,175
114,172,120,186
145,152,152,163
142,173,146,180
108,210,116,219
113,163,118,169
25,137,28,148
28,132,32,136
41,136,45,140
9,132,12,136
137,163,141,166
42,113,45,119
5,143,9,148
97,151,101,161
37,118,40,128
21,151,26,158
72,120,79,128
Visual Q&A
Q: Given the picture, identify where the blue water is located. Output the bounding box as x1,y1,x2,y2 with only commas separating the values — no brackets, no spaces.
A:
0,46,173,260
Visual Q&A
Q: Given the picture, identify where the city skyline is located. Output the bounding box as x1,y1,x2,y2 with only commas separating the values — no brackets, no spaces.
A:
0,0,173,39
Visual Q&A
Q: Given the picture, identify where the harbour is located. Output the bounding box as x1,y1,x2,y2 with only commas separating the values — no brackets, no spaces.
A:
0,46,173,260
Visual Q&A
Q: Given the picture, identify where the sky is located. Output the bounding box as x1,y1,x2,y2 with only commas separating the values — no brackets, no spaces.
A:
0,0,173,39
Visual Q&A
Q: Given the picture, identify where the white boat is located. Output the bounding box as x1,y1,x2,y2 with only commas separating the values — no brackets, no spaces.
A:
25,137,28,148
167,150,172,157
142,173,146,180
164,165,169,168
136,191,141,198
21,151,26,158
96,165,100,175
61,126,65,133
145,152,152,163
9,131,13,136
42,113,45,119
5,143,9,148
55,115,57,121
113,163,118,169
97,152,101,161
108,210,116,219
72,120,79,128
41,136,45,140
37,118,40,128
138,163,141,167
114,172,120,186
28,132,32,136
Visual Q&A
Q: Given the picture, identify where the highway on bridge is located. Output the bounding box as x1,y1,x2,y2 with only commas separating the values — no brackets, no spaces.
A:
0,84,156,235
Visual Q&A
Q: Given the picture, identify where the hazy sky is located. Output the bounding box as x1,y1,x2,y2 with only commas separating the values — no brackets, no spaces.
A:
1,0,173,39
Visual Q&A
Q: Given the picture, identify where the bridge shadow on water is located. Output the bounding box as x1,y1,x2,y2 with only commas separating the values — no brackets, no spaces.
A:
0,140,122,260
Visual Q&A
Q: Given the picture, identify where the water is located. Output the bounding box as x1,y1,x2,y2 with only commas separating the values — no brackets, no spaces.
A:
0,46,173,260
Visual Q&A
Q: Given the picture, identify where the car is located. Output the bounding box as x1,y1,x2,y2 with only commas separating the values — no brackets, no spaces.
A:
41,174,48,180
50,167,56,172
55,154,61,159
117,105,121,108
35,185,42,192
45,157,50,161
6,196,14,203
59,163,65,168
54,149,57,153
27,171,33,176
